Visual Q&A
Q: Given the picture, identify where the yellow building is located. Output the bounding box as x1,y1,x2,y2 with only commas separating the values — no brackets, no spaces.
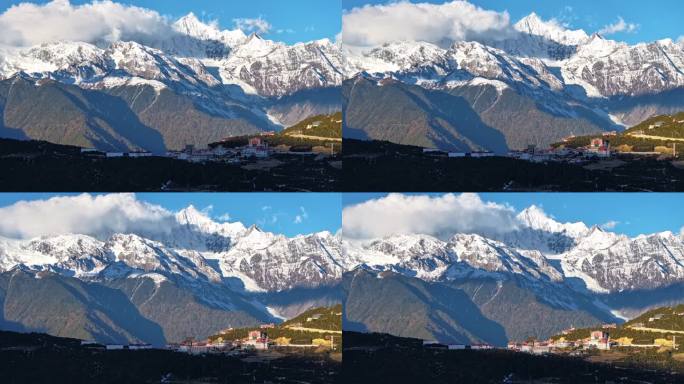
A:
614,337,633,346
312,338,332,348
654,338,674,347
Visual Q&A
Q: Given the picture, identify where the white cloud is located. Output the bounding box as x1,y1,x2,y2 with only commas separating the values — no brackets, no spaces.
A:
600,220,619,230
342,0,515,49
216,213,231,222
258,212,280,227
342,193,519,240
200,205,213,215
0,193,175,239
678,36,684,46
0,0,175,47
680,226,684,239
598,16,638,36
294,206,309,224
233,16,272,35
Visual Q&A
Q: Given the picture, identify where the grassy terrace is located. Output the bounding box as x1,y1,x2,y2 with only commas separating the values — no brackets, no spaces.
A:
208,305,342,348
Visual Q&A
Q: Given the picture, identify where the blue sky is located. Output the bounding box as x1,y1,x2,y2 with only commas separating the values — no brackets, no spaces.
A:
343,193,684,237
0,0,341,44
0,193,341,237
343,0,683,44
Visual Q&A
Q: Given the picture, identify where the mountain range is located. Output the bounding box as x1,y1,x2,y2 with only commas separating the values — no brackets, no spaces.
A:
341,205,684,345
0,13,347,152
343,13,684,152
0,206,344,345
3,202,684,347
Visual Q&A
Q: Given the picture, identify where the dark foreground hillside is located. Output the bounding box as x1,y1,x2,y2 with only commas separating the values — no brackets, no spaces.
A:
342,139,684,192
342,331,684,384
0,331,340,384
0,139,341,192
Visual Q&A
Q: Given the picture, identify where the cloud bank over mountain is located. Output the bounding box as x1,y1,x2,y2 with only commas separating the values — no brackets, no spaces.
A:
342,0,643,50
342,193,520,240
0,193,177,239
598,16,639,36
342,0,515,49
0,0,176,47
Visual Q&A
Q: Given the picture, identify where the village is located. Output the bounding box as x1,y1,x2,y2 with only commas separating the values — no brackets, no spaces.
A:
170,322,340,355
81,324,339,356
508,317,684,356
421,131,680,164
416,312,684,357
83,307,343,357
80,134,339,165
77,113,343,165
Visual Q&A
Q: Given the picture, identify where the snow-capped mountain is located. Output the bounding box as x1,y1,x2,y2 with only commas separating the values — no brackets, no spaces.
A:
345,233,563,285
341,206,684,344
0,14,346,98
0,206,344,344
342,207,684,296
0,13,347,151
345,12,684,149
348,40,564,94
558,229,684,293
493,13,590,61
0,206,344,293
347,13,684,100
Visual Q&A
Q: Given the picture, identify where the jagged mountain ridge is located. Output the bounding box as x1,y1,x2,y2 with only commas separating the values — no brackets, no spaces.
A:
0,206,345,344
347,13,684,99
0,13,347,98
343,206,684,295
0,13,347,151
341,206,684,343
344,12,684,149
0,206,345,293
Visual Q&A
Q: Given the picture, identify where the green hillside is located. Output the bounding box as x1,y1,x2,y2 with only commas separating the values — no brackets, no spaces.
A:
208,305,341,348
551,305,684,344
625,113,684,139
282,304,342,331
626,304,684,331
209,112,342,150
281,112,342,139
552,112,684,153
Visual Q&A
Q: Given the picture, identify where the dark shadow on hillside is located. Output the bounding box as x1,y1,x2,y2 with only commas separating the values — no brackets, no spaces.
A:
342,319,369,333
598,282,684,318
0,109,28,141
0,287,31,334
0,126,28,141
603,87,684,126
343,127,370,140
410,281,508,346
341,270,507,346
58,86,166,153
266,86,343,127
56,278,166,346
